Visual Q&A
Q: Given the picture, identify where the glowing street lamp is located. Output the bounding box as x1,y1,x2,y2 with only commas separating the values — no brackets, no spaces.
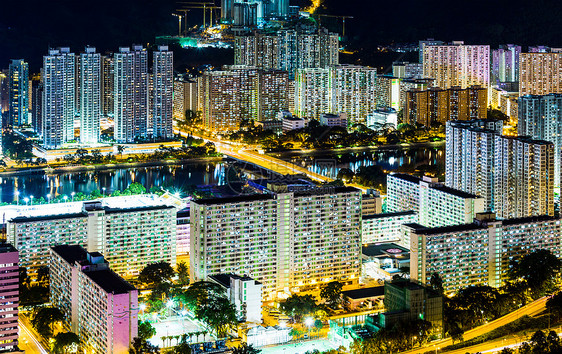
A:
71,192,75,202
23,197,29,205
102,187,106,196
30,195,34,205
63,195,68,203
14,191,19,205
305,317,314,339
47,194,51,203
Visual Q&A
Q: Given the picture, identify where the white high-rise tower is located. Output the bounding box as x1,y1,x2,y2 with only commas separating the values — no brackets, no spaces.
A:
79,47,101,144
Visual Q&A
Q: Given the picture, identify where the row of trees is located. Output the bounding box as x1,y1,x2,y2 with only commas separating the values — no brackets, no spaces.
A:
498,330,562,354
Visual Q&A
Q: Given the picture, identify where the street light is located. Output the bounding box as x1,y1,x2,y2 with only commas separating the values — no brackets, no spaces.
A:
23,197,29,205
102,187,106,196
63,195,68,203
305,317,313,340
47,194,51,203
14,191,19,205
30,195,34,205
71,192,75,202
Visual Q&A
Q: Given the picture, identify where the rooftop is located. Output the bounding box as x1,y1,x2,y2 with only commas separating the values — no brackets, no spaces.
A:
342,286,385,300
389,173,421,184
429,184,481,199
362,243,409,258
193,193,274,206
85,269,136,294
51,245,88,265
403,222,485,235
363,211,416,221
209,274,261,288
0,243,17,254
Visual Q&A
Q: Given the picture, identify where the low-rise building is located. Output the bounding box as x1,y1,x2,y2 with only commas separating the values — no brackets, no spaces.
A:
366,108,398,129
361,191,382,216
342,286,385,311
50,245,138,354
282,114,307,132
209,274,263,323
320,113,347,127
255,119,283,134
0,243,19,353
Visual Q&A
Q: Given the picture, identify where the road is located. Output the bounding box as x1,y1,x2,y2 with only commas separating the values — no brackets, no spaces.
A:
402,296,550,354
176,129,368,191
18,318,48,353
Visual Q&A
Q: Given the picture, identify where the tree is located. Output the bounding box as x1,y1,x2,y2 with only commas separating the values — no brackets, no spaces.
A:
117,145,126,157
499,349,515,354
231,343,261,354
507,249,561,297
139,262,175,288
176,261,190,287
31,307,65,338
52,332,80,353
320,281,343,309
546,291,562,319
429,272,444,295
129,337,160,354
336,168,355,183
280,294,319,322
138,321,156,341
181,281,238,337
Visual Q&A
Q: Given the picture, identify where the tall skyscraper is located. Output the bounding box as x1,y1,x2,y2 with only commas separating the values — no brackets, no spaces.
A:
491,44,521,84
222,0,289,23
42,48,76,148
234,28,339,79
519,53,562,96
518,93,562,187
422,41,490,89
418,39,445,64
31,73,43,134
199,66,289,131
294,67,331,120
445,120,504,211
8,59,29,126
79,47,101,144
0,243,19,352
101,55,114,117
152,46,174,139
190,187,362,300
50,245,138,353
113,45,149,143
493,136,555,218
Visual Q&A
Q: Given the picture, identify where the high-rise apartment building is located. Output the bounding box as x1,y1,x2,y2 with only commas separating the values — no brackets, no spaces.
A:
173,76,198,121
405,86,487,125
494,136,554,218
294,65,378,124
79,47,101,144
152,46,174,139
422,42,490,89
408,214,562,293
386,174,485,228
31,73,43,134
8,59,29,126
222,0,289,23
445,120,504,211
199,66,289,131
392,62,423,79
234,27,339,79
114,45,149,143
42,48,76,148
190,187,362,300
518,94,562,187
101,55,114,117
519,53,562,96
418,39,445,64
50,245,138,354
491,44,521,84
362,211,417,247
5,196,176,279
0,243,19,352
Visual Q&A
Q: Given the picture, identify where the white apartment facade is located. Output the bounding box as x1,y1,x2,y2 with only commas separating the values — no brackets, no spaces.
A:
362,211,417,248
79,47,102,144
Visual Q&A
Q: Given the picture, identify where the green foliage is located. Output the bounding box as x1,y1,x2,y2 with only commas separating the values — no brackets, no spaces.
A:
138,321,156,341
180,281,238,337
52,332,80,353
2,130,33,159
280,294,319,322
320,281,344,309
507,249,561,298
231,343,262,354
129,337,160,354
429,272,444,295
353,165,387,192
176,261,190,287
139,261,175,288
31,307,65,339
351,319,432,353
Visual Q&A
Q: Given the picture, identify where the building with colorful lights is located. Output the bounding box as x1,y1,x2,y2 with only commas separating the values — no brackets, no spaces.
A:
422,41,490,89
190,187,362,300
0,243,19,352
8,59,29,126
408,214,562,293
42,47,76,148
491,44,521,85
362,211,417,247
519,52,562,96
79,47,102,144
50,245,138,354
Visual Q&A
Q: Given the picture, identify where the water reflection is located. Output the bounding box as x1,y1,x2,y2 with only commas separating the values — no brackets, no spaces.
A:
0,163,227,203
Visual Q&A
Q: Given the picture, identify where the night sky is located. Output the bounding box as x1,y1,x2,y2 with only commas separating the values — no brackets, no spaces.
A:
2,0,562,71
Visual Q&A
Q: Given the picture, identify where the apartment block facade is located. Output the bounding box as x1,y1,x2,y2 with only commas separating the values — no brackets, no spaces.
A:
407,215,562,293
519,52,562,96
50,245,138,354
190,187,362,299
0,244,19,352
362,211,417,247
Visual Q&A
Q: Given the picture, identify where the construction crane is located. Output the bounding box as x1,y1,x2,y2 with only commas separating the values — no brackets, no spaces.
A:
177,1,220,29
316,14,354,38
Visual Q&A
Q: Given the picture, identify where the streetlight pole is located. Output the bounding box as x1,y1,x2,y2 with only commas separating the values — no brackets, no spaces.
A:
30,195,34,205
71,192,75,202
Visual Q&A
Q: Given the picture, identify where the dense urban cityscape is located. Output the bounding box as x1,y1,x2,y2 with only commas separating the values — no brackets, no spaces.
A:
1,0,562,353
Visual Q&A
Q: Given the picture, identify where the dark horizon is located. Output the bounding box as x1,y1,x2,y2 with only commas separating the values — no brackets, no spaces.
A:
2,0,562,71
